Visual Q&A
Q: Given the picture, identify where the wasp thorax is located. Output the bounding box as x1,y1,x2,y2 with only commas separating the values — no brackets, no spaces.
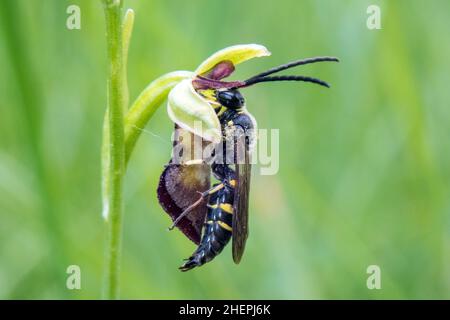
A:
216,89,245,109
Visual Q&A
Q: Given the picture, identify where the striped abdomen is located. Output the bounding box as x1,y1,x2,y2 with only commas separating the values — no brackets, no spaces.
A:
179,184,234,271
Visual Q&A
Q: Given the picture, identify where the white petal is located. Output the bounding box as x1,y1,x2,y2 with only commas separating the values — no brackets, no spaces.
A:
167,79,221,143
195,44,271,75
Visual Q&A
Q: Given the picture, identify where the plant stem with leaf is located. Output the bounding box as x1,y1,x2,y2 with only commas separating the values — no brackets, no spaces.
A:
101,0,192,299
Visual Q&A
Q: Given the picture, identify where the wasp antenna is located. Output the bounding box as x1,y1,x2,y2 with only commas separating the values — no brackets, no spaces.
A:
246,56,339,81
240,75,331,88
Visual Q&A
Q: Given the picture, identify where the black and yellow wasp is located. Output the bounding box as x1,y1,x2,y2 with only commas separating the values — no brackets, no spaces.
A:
158,56,338,271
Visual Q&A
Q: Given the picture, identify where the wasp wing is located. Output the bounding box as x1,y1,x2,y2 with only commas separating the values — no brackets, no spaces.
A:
232,137,252,264
157,125,212,245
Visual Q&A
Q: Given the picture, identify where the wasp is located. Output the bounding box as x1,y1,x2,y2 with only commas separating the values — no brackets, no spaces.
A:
158,56,338,271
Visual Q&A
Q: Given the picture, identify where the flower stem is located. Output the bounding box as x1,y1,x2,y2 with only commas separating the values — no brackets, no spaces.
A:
102,0,125,300
124,71,193,163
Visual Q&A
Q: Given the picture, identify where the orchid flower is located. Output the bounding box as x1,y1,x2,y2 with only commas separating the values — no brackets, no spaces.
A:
166,44,271,143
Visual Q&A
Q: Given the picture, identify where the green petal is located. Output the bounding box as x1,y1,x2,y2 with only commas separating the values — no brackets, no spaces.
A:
167,79,221,143
195,44,271,75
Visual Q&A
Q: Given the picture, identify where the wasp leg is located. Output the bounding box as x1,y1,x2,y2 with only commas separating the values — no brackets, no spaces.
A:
167,183,225,230
212,165,238,197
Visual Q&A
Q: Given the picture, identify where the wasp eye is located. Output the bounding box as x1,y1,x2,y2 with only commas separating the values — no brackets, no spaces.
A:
216,89,245,109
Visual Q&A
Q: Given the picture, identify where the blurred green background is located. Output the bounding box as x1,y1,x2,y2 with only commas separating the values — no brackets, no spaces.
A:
0,0,449,299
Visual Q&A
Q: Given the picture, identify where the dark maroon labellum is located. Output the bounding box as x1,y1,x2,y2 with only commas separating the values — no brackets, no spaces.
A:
157,164,210,245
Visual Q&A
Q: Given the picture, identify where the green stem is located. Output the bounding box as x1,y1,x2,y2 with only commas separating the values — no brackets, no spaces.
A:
102,0,125,300
122,9,135,110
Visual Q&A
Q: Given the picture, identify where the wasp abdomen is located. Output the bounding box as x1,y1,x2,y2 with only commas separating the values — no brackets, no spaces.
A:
179,184,234,271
